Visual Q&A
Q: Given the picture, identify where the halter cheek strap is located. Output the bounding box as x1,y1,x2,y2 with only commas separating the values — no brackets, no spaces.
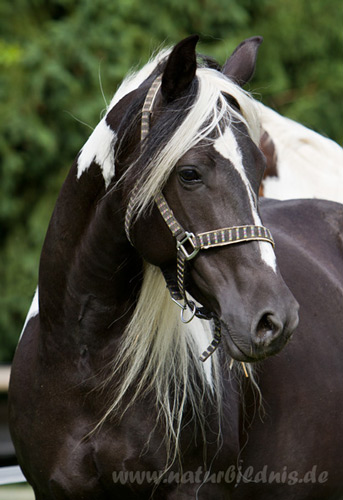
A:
125,75,275,363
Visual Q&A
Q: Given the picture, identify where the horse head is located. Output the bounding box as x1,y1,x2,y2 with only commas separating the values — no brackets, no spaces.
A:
116,36,299,363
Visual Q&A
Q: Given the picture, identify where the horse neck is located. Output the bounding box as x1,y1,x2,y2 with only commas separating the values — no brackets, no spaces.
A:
38,160,141,352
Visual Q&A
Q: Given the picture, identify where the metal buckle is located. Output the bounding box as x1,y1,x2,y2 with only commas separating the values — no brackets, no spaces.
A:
177,232,199,260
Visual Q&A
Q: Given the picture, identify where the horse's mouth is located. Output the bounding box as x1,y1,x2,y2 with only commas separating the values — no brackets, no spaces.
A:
218,321,253,362
220,320,279,363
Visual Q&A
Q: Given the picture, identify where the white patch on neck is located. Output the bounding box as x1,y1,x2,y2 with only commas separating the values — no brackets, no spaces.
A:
214,126,277,272
19,288,39,342
77,118,117,189
76,49,171,191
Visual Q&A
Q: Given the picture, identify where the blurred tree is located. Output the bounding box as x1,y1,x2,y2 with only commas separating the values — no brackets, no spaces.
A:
0,0,342,361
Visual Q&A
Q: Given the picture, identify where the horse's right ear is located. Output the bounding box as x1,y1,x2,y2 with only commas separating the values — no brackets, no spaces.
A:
161,35,199,103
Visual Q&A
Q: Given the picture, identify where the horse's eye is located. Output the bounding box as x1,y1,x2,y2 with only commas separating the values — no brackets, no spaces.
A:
178,167,201,184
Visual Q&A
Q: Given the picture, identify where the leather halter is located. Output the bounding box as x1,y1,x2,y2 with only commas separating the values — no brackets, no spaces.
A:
125,75,275,362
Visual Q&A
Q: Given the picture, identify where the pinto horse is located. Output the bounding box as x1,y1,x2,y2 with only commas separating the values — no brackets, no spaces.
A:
9,36,343,499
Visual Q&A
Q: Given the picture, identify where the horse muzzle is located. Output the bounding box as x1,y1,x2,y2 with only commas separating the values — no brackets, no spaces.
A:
219,291,299,362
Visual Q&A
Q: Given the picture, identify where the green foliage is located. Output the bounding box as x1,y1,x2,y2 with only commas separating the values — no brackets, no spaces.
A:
0,0,342,361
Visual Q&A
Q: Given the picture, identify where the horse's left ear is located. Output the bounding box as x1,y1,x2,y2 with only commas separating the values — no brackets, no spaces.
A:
161,35,199,103
222,36,263,86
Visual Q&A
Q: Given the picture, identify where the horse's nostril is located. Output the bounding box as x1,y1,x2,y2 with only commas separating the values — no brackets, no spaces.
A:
255,313,281,344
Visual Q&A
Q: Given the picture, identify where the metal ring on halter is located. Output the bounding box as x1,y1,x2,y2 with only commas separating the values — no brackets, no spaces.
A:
171,296,197,323
181,301,197,324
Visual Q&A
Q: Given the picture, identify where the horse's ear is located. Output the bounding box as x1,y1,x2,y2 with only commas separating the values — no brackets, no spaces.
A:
161,35,199,102
222,36,263,86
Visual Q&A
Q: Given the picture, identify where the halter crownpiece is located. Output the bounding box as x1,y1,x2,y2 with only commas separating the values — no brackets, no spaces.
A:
125,75,275,363
140,74,162,142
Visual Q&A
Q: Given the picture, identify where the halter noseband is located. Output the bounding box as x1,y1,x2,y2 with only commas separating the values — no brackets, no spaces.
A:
125,75,275,362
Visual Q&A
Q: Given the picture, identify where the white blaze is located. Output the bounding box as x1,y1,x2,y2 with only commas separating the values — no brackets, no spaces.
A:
214,126,277,272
